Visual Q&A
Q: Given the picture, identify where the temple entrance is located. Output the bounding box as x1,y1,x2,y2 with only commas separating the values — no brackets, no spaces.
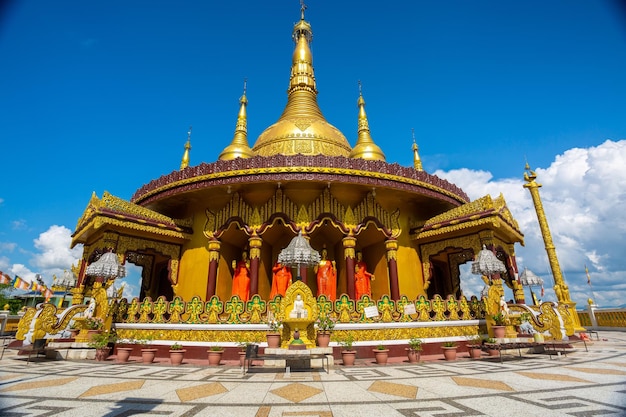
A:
125,250,173,301
426,247,473,300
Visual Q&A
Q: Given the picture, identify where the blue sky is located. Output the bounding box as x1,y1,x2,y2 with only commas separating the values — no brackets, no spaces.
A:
1,1,625,307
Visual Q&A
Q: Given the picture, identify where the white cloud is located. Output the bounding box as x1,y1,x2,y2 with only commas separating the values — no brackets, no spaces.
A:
0,242,17,253
29,225,83,286
436,139,626,307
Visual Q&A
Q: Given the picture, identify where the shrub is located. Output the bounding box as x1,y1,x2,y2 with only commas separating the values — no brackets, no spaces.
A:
408,337,422,351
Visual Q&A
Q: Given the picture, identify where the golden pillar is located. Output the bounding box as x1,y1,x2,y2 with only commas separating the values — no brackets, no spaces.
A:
523,164,583,330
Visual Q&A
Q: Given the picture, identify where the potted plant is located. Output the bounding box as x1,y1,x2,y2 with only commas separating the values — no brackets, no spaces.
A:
466,336,482,359
441,341,458,361
406,337,422,363
491,313,506,338
115,339,134,363
137,336,157,364
315,315,335,347
266,318,282,348
373,343,389,365
207,345,224,366
68,321,80,339
88,331,116,361
483,337,499,356
237,341,251,367
338,334,356,366
85,317,104,341
169,342,186,366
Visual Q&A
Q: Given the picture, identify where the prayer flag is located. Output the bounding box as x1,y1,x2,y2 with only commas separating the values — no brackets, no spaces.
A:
44,288,54,302
0,272,11,285
585,265,591,285
13,276,30,290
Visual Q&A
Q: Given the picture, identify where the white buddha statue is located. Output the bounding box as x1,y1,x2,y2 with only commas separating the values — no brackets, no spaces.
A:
289,294,308,319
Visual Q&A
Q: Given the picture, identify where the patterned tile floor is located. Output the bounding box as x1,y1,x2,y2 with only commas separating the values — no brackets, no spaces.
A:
1,331,625,416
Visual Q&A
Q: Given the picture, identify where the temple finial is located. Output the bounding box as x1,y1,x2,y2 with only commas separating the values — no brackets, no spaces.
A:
218,83,255,160
300,0,307,19
349,81,386,161
180,126,192,170
412,128,423,171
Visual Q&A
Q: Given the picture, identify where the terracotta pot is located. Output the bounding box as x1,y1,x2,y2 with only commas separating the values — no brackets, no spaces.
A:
468,346,482,359
207,350,224,366
442,347,457,361
141,348,157,364
87,330,102,341
317,332,331,347
239,351,247,367
95,347,111,361
373,349,389,365
169,349,185,366
488,349,499,356
116,347,133,362
492,325,506,338
341,350,356,366
266,333,281,348
69,329,80,339
406,348,421,363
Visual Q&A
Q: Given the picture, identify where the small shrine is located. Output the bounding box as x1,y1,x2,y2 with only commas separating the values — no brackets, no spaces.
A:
279,281,318,349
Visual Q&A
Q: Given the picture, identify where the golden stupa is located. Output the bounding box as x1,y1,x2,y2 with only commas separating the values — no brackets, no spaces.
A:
47,5,577,347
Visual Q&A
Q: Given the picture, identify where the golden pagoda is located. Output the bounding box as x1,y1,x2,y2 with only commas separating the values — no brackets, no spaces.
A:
48,4,578,347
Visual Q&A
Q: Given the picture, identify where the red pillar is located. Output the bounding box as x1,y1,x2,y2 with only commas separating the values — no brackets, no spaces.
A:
206,240,221,299
386,239,400,300
249,236,262,296
343,236,356,300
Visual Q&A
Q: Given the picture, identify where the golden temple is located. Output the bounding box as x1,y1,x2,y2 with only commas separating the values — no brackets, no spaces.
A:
15,4,581,352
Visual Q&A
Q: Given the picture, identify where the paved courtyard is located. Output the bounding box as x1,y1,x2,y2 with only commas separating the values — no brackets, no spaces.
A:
1,331,626,417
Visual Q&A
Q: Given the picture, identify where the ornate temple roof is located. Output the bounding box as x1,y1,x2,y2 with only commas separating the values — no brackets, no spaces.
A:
251,6,352,158
71,191,192,247
412,193,524,244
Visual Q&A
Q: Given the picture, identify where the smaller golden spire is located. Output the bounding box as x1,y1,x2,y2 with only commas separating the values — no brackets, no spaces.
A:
180,126,192,170
349,81,385,161
218,79,255,160
412,128,423,171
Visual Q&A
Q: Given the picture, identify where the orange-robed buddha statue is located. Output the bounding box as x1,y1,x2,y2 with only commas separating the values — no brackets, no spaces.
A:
314,248,336,301
231,252,251,301
270,261,292,299
354,251,374,300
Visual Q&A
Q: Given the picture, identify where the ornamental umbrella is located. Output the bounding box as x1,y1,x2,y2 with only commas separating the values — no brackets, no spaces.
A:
85,251,126,279
519,267,544,305
471,245,506,277
278,231,321,281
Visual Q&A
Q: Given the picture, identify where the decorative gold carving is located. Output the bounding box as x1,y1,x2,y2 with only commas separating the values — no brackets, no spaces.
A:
343,236,356,259
385,239,398,261
136,165,468,207
249,236,262,260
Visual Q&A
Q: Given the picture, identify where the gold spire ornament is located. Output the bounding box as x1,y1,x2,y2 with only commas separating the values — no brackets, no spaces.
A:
180,126,192,170
523,163,584,330
218,80,255,160
252,4,351,157
412,129,423,171
349,81,386,161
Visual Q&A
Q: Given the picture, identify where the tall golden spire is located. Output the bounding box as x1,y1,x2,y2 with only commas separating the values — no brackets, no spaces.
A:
349,81,386,161
218,80,255,160
180,126,192,170
412,129,423,171
523,163,584,331
252,3,351,157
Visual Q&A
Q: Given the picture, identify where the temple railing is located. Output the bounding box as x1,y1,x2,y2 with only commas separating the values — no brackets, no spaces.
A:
111,293,487,325
578,304,626,330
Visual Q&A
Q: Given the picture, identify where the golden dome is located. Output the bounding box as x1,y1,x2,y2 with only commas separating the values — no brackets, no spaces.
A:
252,9,351,157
